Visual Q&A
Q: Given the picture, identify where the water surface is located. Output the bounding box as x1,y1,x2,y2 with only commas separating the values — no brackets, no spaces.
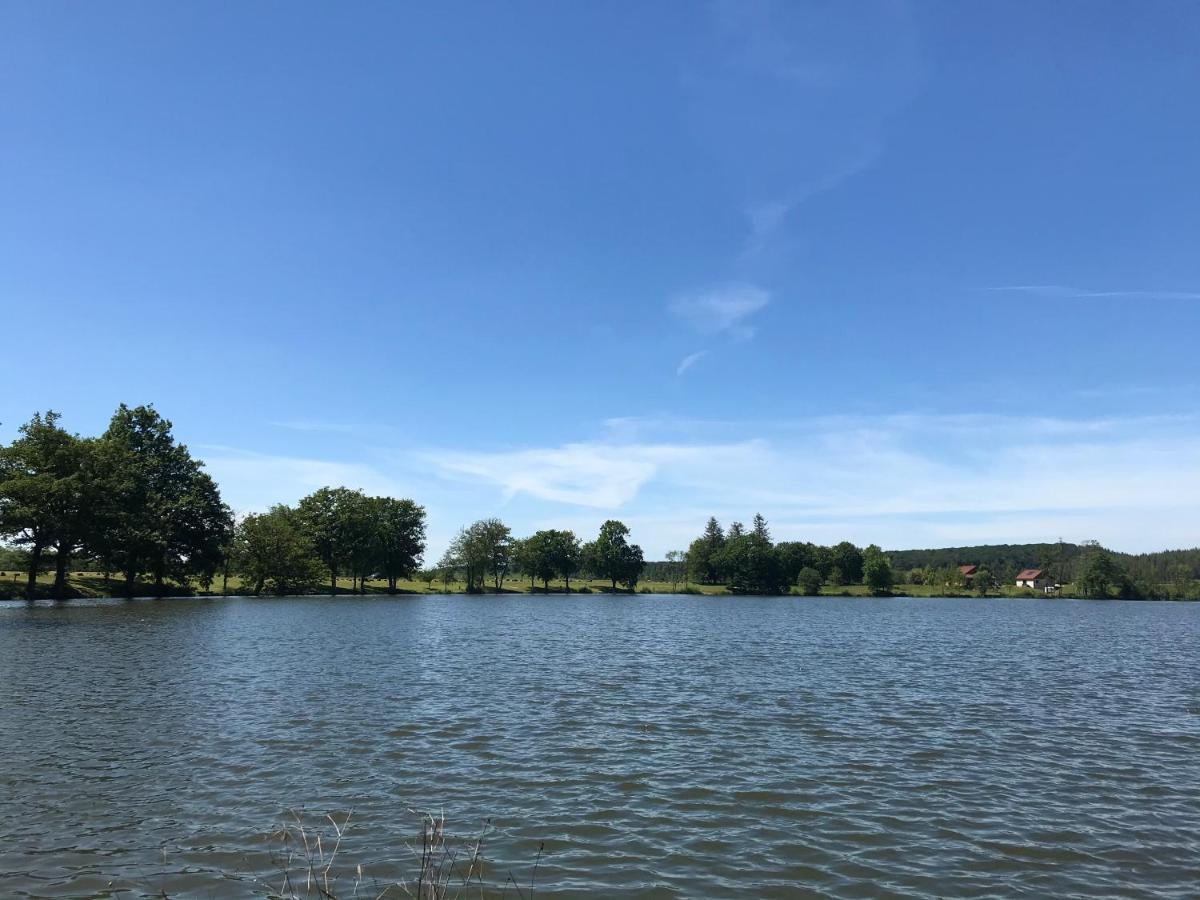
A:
1,595,1198,897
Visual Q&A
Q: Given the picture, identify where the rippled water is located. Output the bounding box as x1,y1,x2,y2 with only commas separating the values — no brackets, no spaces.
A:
1,595,1198,898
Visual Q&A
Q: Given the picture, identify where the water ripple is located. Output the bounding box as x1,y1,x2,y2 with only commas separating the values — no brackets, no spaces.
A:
1,595,1198,897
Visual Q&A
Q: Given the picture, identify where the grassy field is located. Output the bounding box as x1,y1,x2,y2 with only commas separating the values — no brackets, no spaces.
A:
1,569,1060,600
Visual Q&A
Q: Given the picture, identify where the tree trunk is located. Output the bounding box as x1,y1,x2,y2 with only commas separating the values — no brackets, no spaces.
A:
388,576,397,595
25,541,42,600
124,569,136,598
53,548,70,600
330,569,337,596
543,577,550,591
222,565,229,597
565,573,571,592
611,576,617,591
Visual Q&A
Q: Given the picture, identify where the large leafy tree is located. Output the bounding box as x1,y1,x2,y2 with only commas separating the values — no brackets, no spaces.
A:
93,405,232,597
369,496,426,594
583,519,645,591
831,541,865,585
296,486,368,594
445,519,511,592
234,505,324,596
519,530,562,591
776,541,817,587
863,545,894,595
0,411,90,598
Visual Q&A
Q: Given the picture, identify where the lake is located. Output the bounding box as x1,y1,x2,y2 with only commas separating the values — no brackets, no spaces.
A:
1,595,1198,898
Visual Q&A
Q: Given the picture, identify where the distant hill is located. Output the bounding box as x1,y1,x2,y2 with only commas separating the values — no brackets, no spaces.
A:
645,541,1200,587
885,543,1072,576
886,542,1200,585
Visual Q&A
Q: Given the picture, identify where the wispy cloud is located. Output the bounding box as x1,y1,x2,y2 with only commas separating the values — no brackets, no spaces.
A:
675,350,708,376
416,413,1200,555
196,445,408,515
743,141,882,255
988,285,1200,301
196,413,1200,558
669,284,770,339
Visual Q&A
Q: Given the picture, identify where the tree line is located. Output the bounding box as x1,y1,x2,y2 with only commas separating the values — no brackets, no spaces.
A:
2,407,1194,600
0,407,433,598
682,514,896,595
436,518,645,593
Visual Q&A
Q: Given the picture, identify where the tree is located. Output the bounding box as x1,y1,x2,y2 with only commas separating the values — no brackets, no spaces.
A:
445,519,510,592
369,496,426,594
519,530,558,591
776,541,815,586
552,530,582,591
863,545,893,595
583,520,644,591
0,412,91,598
715,531,785,594
687,517,725,584
94,405,232,597
832,541,864,584
751,513,770,541
518,529,578,591
1078,541,1127,599
975,566,993,597
436,547,459,590
415,568,438,591
664,549,688,590
297,486,368,595
234,506,324,596
727,521,745,540
796,566,822,596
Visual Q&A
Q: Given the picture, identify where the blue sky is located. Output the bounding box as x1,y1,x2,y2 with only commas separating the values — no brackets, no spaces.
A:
3,1,1199,556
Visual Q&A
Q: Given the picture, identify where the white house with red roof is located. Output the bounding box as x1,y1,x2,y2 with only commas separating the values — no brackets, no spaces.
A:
1015,568,1054,590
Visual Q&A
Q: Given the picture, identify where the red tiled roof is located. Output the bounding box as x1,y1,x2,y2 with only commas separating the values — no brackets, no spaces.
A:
958,565,978,576
1016,568,1044,581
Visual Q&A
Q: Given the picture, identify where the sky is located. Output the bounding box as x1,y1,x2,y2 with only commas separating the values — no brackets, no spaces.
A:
2,1,1199,558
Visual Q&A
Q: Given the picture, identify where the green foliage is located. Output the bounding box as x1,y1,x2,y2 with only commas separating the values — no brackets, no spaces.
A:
863,545,893,595
582,520,645,590
1078,542,1129,599
234,505,323,595
686,517,725,584
0,411,94,597
715,529,785,594
95,405,232,596
796,566,823,596
832,542,864,585
515,529,581,590
368,496,427,593
975,566,993,596
296,486,370,593
776,541,817,586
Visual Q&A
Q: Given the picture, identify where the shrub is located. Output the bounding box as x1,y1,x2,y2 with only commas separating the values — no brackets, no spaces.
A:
796,566,822,596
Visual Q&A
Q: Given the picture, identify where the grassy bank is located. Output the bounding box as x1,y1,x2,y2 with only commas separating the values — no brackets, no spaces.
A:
1,570,1110,600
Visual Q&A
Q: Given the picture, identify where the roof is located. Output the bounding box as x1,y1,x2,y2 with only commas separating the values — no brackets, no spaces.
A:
958,565,978,576
1016,568,1044,581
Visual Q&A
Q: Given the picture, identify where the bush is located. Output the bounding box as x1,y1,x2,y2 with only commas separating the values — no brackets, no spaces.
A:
796,566,822,596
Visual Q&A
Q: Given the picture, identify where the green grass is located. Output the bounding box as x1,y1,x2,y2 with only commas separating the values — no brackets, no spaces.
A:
0,570,1073,600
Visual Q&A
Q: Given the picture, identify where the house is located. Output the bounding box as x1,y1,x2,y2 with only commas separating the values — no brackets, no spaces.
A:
1016,568,1054,590
958,564,978,580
